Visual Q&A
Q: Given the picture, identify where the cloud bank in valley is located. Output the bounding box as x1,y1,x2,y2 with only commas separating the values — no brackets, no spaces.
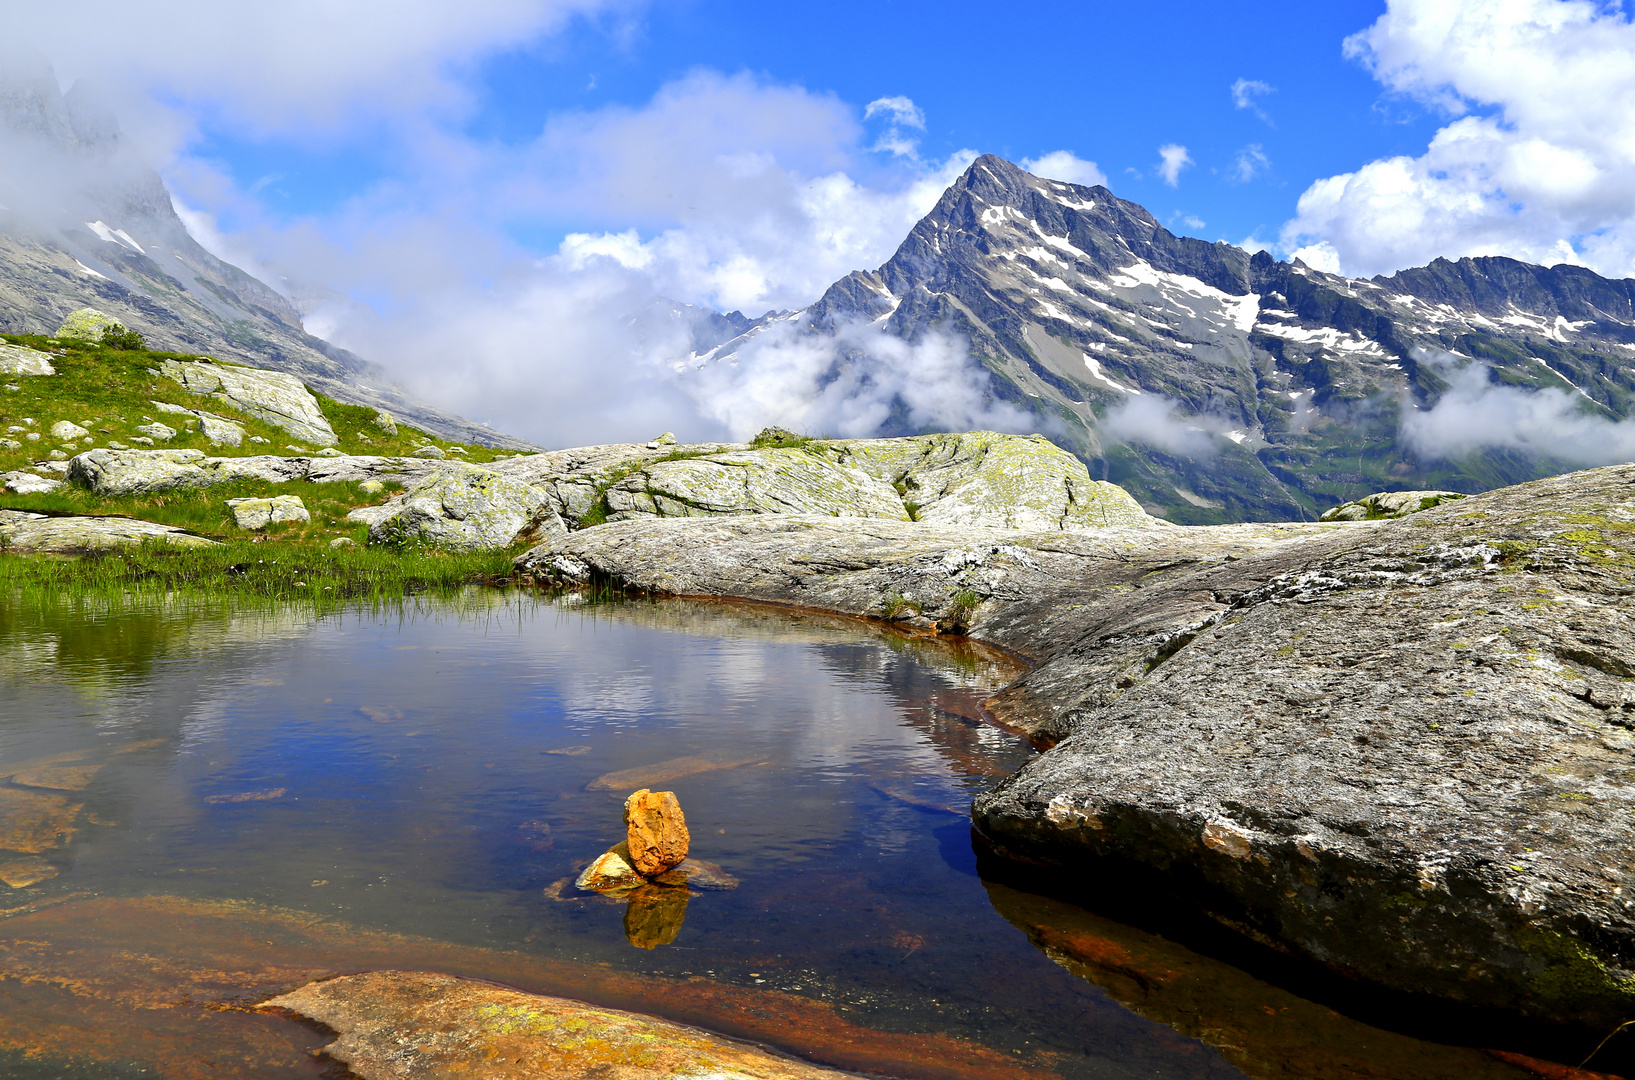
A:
1400,351,1635,466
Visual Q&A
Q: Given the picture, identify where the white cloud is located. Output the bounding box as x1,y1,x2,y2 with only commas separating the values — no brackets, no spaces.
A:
1231,78,1275,123
1099,395,1232,457
682,317,1036,441
1157,144,1192,187
863,94,926,158
1283,0,1635,278
1401,351,1635,465
1230,144,1269,183
1020,150,1108,188
0,0,628,140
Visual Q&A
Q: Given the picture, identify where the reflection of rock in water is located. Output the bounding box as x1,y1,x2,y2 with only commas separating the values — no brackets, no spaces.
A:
624,884,689,949
980,880,1543,1080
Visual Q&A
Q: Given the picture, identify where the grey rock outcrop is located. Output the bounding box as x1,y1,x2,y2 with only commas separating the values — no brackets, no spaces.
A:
157,359,338,446
227,494,310,530
1319,489,1466,521
153,401,245,447
67,448,448,496
0,343,54,376
1,471,60,494
49,420,88,441
359,463,550,551
491,431,1160,534
513,461,1635,1032
0,509,214,552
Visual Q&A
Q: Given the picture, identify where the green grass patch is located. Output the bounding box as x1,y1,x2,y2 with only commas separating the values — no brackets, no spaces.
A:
1,477,402,546
0,537,516,609
0,333,514,473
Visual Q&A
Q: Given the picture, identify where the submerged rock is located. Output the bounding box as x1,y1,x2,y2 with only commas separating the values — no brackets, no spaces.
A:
1319,489,1466,521
650,857,740,892
157,358,338,446
624,788,689,875
227,494,310,530
0,856,58,888
262,970,860,1078
0,788,80,854
362,463,549,551
586,753,767,791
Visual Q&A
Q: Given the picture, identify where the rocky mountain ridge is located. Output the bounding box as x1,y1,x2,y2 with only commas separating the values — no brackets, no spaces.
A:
698,154,1635,522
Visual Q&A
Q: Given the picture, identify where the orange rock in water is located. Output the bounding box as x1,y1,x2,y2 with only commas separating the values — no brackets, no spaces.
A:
623,788,689,875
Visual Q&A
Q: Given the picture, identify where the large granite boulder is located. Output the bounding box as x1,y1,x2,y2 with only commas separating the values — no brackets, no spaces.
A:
153,401,246,447
157,358,338,446
841,431,1157,530
360,463,550,551
604,448,907,521
0,509,215,552
54,307,116,341
972,463,1635,1031
67,449,449,496
0,343,54,376
262,970,858,1079
492,431,1162,533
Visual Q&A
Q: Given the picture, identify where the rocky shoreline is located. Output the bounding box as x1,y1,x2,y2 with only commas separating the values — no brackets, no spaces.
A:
512,459,1635,1039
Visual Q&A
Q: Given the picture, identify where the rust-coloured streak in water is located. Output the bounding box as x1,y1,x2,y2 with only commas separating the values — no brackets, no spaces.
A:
0,894,1061,1080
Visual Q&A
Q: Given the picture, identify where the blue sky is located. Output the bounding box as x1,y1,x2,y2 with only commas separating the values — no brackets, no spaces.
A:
199,0,1426,256
10,0,1635,445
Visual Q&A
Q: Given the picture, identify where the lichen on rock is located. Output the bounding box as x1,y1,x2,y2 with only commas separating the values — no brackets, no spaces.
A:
156,358,338,446
364,462,549,551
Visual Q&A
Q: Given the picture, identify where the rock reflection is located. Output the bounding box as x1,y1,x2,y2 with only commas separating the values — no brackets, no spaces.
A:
623,884,689,949
981,880,1541,1080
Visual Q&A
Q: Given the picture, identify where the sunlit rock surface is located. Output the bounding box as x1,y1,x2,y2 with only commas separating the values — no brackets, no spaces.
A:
517,462,1635,1032
0,343,54,375
226,494,310,530
361,462,550,551
0,508,214,552
157,358,338,446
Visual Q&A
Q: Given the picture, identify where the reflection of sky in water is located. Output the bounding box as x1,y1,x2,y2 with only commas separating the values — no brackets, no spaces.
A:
0,594,1253,1080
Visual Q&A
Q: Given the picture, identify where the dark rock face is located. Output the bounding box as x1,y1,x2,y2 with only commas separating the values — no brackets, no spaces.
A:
705,154,1635,523
517,462,1635,1032
975,463,1635,1030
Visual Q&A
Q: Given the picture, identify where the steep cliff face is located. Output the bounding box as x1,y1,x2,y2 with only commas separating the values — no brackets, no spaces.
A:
0,65,535,449
703,154,1635,522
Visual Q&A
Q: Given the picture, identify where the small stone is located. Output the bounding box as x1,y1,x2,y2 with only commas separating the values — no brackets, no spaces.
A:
624,788,690,875
653,432,677,446
575,845,644,893
3,384,18,392
46,450,66,460
24,432,39,441
134,422,176,441
49,421,88,440
249,435,269,444
0,439,18,450
131,437,154,446
413,445,446,459
329,537,356,549
358,479,385,496
226,494,311,530
316,447,342,457
108,441,128,450
447,446,467,455
372,408,398,436
284,445,309,453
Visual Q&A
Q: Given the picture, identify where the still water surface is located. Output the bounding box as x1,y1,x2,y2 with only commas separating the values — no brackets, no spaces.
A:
0,593,1548,1080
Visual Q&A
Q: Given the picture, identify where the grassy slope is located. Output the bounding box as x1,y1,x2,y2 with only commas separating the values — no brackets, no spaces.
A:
0,333,527,597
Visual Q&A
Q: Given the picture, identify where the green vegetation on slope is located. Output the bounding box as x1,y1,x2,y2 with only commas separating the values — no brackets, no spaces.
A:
0,332,512,475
